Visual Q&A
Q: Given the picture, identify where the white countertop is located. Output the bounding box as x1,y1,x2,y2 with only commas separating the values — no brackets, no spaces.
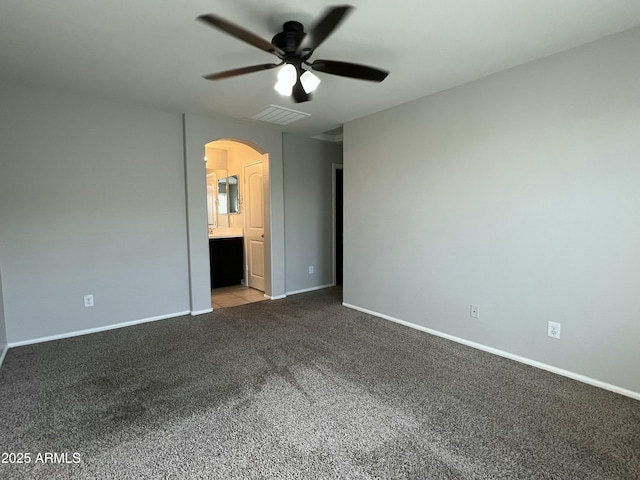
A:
209,227,243,239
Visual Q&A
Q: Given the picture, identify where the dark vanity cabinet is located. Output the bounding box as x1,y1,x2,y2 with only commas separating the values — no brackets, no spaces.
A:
209,237,243,288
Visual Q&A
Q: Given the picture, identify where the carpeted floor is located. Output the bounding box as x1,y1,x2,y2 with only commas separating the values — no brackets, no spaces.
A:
1,287,639,479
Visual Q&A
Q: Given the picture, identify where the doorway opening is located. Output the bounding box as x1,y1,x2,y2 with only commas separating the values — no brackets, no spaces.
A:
205,139,269,309
333,164,344,286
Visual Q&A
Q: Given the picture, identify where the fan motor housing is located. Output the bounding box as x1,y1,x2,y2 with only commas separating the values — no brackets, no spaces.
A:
271,21,305,54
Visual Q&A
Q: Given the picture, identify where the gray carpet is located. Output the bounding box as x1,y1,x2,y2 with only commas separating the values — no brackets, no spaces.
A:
1,287,638,479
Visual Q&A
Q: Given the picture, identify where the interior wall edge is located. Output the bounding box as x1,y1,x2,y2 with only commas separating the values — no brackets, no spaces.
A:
0,265,6,366
0,345,7,369
266,294,287,301
6,310,191,349
342,302,640,402
285,283,335,297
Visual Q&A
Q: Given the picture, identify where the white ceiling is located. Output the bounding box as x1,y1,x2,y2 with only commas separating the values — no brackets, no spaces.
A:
1,1,640,136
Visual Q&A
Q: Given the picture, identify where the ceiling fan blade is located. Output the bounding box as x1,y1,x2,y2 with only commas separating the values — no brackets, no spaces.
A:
203,63,281,81
197,14,285,57
297,5,354,54
311,60,389,82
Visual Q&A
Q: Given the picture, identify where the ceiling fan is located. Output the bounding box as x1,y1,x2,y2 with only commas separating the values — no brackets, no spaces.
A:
197,5,389,103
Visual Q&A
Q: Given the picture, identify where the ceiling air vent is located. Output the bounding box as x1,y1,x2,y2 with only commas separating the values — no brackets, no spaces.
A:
250,104,311,126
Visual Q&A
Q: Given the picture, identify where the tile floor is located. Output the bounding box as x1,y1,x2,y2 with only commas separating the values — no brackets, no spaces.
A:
211,284,267,309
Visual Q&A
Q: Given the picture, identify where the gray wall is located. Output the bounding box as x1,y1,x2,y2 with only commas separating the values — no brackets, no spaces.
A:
0,82,190,344
343,28,640,395
283,134,343,293
0,81,331,345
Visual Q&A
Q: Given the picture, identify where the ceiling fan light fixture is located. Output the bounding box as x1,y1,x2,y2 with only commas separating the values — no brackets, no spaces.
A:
300,70,321,93
274,64,297,96
199,6,388,104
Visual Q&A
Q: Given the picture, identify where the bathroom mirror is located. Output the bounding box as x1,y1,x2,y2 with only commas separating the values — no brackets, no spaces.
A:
218,175,240,215
228,175,240,214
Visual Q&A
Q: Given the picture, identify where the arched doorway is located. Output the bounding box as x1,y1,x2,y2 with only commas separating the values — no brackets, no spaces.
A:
205,139,270,308
182,113,286,315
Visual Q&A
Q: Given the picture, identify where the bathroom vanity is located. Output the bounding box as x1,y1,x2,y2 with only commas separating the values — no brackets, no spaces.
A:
206,161,244,288
209,229,243,288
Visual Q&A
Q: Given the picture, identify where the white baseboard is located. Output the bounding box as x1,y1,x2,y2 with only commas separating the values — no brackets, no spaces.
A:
191,308,213,315
8,310,191,348
286,283,334,296
267,294,287,300
0,344,7,369
342,302,640,401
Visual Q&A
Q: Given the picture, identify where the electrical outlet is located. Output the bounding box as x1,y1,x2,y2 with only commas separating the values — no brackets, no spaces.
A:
308,266,314,274
84,294,94,308
548,321,561,339
470,304,480,318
